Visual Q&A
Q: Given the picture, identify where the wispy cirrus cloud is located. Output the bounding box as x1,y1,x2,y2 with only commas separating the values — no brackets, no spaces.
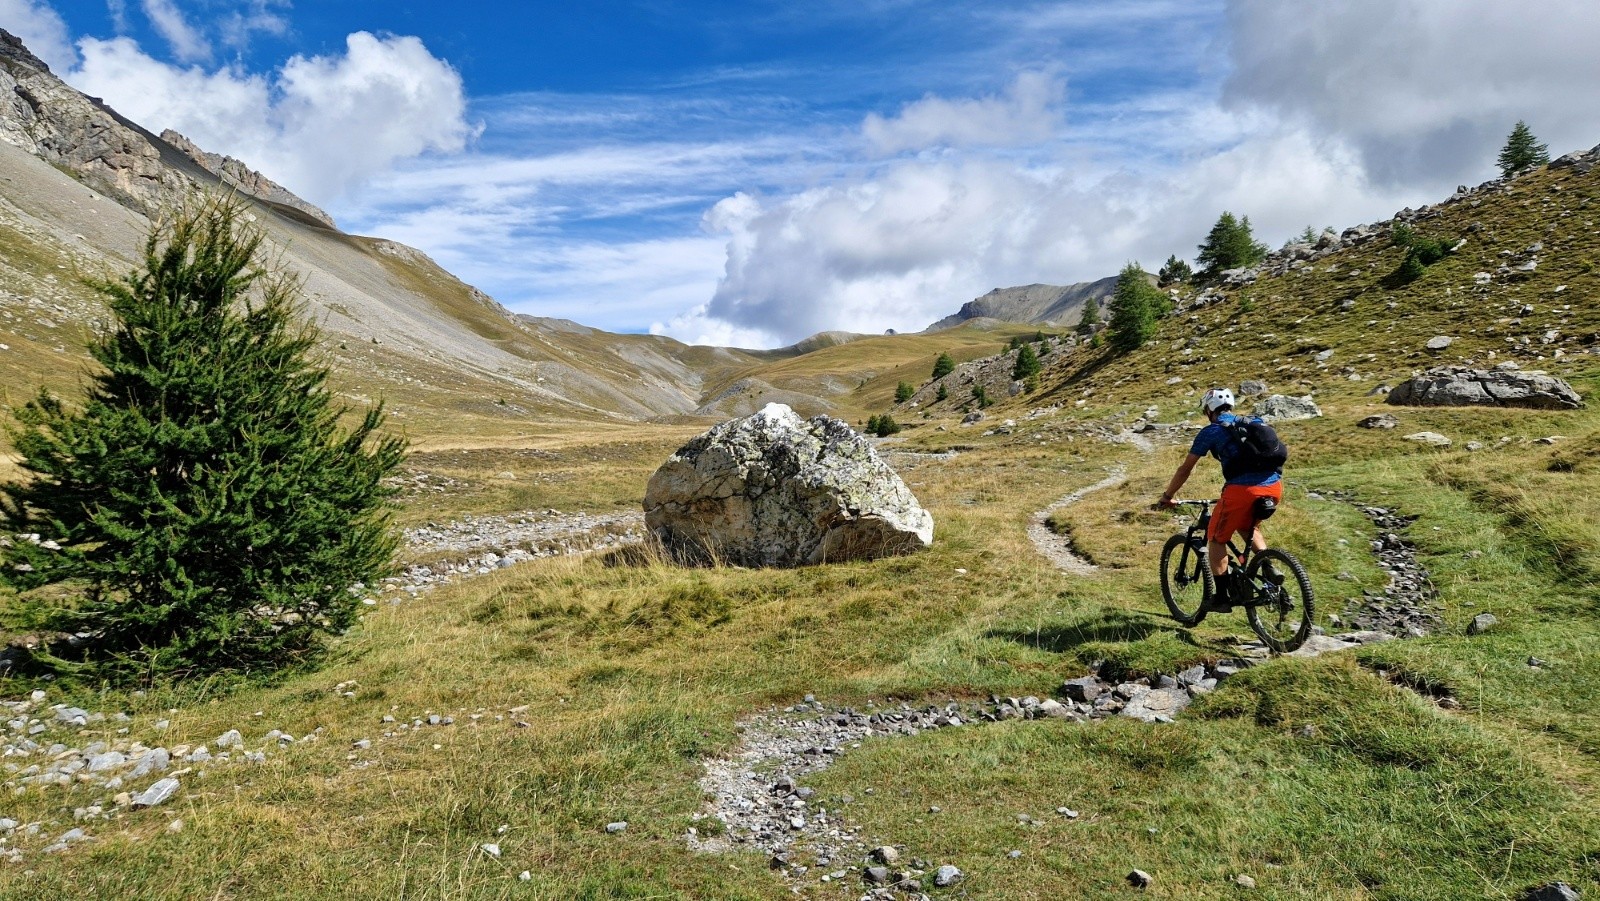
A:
139,0,210,63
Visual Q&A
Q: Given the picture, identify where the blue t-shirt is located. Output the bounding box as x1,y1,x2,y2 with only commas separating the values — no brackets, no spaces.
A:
1189,412,1282,486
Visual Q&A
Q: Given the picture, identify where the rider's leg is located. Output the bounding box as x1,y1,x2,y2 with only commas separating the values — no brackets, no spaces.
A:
1208,539,1230,577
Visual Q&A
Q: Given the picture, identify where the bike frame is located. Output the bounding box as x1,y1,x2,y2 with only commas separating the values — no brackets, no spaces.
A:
1178,499,1254,574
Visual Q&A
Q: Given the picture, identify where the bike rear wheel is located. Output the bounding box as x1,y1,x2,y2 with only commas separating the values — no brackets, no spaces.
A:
1244,548,1314,652
1160,533,1212,626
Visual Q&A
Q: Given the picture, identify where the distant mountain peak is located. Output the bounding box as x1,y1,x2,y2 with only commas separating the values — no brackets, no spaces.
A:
925,277,1120,332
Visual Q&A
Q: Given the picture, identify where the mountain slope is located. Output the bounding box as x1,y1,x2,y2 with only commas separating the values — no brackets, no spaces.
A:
925,277,1119,331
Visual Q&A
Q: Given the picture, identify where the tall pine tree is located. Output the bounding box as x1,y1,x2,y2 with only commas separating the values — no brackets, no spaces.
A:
0,196,406,681
1107,263,1165,353
1497,121,1550,178
931,352,956,379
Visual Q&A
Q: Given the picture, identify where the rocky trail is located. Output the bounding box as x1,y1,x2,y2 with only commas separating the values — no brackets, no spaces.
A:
383,509,645,596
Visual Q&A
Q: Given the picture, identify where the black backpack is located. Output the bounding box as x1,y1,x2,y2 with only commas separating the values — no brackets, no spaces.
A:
1222,417,1288,480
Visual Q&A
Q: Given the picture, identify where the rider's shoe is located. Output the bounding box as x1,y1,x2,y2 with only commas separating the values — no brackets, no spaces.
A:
1206,575,1236,613
1260,560,1285,586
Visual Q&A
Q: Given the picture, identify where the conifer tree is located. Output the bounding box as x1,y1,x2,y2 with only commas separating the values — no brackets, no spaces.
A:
1107,263,1165,353
1497,121,1550,178
0,197,406,681
1196,212,1268,279
1011,343,1041,380
1157,255,1192,287
935,382,948,402
894,381,915,403
1076,295,1100,335
931,352,955,379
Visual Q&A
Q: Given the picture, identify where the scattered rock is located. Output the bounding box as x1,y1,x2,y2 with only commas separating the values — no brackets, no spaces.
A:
1253,394,1322,421
644,404,934,566
871,846,900,865
1404,431,1453,447
934,865,963,887
1387,367,1584,410
1468,613,1499,636
1128,869,1154,889
1358,414,1399,430
1522,882,1581,901
605,821,628,834
1425,336,1455,351
1235,873,1258,889
131,777,180,808
1239,379,1268,397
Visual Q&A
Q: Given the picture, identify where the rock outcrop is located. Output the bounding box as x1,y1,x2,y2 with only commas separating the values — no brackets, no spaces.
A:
644,404,933,566
1386,366,1584,410
160,130,335,228
0,29,185,211
0,30,330,226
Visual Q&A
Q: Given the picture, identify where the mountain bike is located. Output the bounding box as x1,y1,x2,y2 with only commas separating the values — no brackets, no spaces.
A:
1159,499,1314,652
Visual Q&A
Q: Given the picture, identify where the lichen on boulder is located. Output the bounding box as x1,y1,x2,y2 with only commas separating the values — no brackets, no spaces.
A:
643,404,933,567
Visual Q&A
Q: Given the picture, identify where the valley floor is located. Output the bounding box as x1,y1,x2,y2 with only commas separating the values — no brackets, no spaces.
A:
2,390,1600,900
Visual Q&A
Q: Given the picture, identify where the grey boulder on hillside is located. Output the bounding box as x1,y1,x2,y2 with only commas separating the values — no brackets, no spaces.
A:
1387,366,1584,410
644,404,933,567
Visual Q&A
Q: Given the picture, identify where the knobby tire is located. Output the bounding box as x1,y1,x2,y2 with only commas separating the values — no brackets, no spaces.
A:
1160,533,1212,626
1245,548,1315,652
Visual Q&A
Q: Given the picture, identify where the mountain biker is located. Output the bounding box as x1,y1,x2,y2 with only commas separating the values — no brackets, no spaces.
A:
1155,387,1282,608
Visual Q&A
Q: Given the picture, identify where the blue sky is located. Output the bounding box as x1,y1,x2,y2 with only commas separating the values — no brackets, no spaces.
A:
7,1,1600,346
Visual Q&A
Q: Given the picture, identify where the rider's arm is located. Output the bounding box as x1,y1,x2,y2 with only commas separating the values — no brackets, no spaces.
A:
1161,453,1202,503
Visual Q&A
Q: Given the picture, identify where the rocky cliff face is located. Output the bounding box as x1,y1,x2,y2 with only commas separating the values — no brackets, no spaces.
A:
0,28,331,227
0,29,186,211
159,129,335,228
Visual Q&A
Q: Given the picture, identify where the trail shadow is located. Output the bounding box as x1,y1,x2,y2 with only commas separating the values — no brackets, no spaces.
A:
986,608,1183,654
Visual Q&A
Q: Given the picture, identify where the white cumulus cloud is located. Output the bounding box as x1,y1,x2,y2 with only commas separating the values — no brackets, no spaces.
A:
66,31,473,203
0,0,76,71
1223,0,1600,186
862,70,1065,155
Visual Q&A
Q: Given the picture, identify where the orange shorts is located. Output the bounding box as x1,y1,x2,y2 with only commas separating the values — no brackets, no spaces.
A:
1208,481,1283,544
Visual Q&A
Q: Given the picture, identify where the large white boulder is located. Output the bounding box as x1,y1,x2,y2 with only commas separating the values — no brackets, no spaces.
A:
644,404,934,566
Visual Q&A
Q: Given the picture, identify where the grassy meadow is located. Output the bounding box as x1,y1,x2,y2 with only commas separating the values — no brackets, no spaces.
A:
3,378,1600,898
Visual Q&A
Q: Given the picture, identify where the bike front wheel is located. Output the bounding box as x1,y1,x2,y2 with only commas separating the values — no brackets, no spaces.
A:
1160,533,1212,626
1245,548,1314,652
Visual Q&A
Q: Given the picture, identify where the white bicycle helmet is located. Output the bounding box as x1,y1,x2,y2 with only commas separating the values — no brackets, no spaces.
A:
1201,387,1235,414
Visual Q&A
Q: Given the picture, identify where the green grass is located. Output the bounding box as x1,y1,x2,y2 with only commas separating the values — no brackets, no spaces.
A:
7,399,1600,897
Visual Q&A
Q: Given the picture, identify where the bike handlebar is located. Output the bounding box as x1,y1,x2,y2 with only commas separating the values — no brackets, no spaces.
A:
1168,499,1210,507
